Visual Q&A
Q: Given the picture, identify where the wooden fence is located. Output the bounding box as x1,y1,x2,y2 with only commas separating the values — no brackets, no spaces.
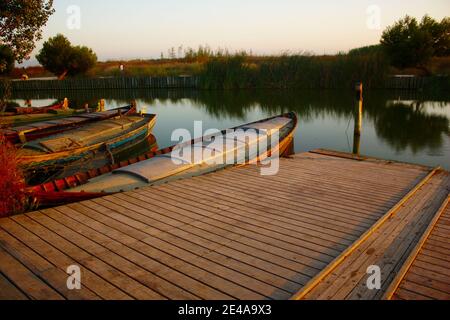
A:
8,76,200,91
3,75,448,92
383,76,428,90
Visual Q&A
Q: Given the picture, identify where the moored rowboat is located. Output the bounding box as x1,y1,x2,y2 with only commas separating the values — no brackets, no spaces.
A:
3,102,65,115
18,113,157,172
27,112,297,208
0,108,96,127
2,105,134,144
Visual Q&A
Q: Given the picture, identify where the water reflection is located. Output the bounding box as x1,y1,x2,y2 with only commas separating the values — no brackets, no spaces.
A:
10,89,450,169
373,102,449,154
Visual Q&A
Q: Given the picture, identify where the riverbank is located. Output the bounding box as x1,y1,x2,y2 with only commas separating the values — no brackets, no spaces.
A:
3,74,449,93
7,53,450,91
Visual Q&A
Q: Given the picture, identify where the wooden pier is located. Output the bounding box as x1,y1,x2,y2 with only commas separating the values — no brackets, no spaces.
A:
0,150,448,300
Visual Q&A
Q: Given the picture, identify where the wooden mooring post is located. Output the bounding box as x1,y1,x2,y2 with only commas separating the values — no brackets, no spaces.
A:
353,83,363,155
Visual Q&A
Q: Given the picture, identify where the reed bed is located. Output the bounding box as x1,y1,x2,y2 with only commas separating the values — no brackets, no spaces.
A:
200,53,390,89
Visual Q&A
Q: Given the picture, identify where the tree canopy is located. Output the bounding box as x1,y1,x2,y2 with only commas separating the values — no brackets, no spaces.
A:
0,45,15,75
0,0,54,63
381,15,450,69
36,34,97,79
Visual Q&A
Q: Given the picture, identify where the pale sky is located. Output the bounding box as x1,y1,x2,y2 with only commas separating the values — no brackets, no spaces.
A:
21,0,450,66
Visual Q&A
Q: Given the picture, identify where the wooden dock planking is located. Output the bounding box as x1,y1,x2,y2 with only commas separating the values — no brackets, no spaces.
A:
391,198,450,300
293,169,450,300
0,246,64,300
77,198,305,294
0,218,132,300
0,228,100,300
0,150,448,300
0,272,28,300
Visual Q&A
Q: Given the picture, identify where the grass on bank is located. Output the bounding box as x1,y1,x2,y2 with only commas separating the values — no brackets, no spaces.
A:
10,51,450,89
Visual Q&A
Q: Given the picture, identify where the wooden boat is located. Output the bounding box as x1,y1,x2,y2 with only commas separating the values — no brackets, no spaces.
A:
1,109,82,127
17,113,157,172
25,133,159,186
3,102,64,115
27,112,297,207
0,108,106,127
2,105,134,144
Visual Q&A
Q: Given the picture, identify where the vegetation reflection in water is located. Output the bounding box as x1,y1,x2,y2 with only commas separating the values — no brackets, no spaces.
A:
10,89,450,170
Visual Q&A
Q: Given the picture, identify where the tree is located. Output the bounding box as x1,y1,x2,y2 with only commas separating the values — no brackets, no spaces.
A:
0,0,54,63
0,45,14,75
67,46,97,76
381,15,450,69
36,34,97,79
421,16,450,56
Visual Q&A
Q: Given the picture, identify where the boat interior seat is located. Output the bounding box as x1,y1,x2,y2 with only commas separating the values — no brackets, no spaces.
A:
170,144,225,165
112,155,196,183
68,116,143,143
38,137,82,152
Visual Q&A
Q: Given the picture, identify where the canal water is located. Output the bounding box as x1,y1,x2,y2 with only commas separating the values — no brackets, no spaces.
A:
10,89,450,170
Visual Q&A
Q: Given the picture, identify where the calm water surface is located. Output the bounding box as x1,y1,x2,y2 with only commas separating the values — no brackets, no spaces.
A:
11,89,450,170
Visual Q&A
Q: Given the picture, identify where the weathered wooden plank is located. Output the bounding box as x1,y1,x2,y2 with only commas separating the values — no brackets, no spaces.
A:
164,180,360,243
49,205,276,299
137,186,345,256
304,173,440,299
408,266,450,285
64,203,282,300
50,202,268,299
44,207,233,300
0,228,99,300
180,172,382,225
401,273,450,295
90,195,322,281
213,164,409,207
0,246,64,300
130,188,337,266
224,168,402,212
77,199,310,290
347,182,449,299
291,167,442,300
399,280,449,300
160,181,355,248
0,218,131,299
0,272,28,300
10,214,161,300
394,287,433,300
164,181,371,233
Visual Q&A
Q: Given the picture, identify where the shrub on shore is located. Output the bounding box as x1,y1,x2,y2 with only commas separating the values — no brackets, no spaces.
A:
0,133,26,217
